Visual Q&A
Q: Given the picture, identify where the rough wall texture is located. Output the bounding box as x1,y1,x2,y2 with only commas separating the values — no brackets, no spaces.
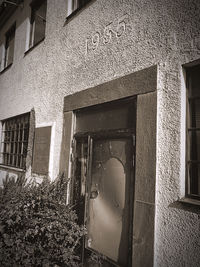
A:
0,0,200,266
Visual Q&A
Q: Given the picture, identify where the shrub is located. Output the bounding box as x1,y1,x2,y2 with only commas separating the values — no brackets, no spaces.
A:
0,174,84,267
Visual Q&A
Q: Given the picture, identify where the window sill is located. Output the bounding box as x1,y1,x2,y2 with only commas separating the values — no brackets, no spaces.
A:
24,37,45,56
0,63,12,74
179,197,200,207
0,164,25,173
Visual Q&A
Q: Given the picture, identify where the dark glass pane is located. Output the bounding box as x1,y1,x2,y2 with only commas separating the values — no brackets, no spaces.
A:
188,66,200,98
7,33,15,66
87,138,132,266
73,139,88,224
189,131,200,161
11,142,14,153
24,128,29,142
18,142,22,154
17,156,21,168
9,155,12,165
76,99,136,133
13,154,17,166
33,1,47,45
78,0,90,8
3,143,6,153
11,130,14,141
4,154,7,165
189,99,200,128
7,131,11,142
22,157,26,169
16,126,19,141
188,163,200,196
23,143,28,155
5,26,15,67
19,128,23,141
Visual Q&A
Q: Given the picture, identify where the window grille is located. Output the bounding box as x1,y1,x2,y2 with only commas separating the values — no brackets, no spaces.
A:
0,113,30,169
67,0,91,17
187,64,200,199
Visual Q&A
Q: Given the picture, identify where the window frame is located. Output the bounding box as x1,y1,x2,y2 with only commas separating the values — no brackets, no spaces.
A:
0,23,16,72
0,112,30,170
27,0,47,50
186,64,200,200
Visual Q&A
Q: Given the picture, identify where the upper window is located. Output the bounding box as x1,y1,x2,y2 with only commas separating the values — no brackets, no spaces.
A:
186,64,200,199
67,0,91,17
0,113,30,170
2,23,16,70
29,0,47,49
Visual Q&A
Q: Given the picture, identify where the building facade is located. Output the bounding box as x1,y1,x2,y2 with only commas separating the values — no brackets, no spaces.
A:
0,0,200,266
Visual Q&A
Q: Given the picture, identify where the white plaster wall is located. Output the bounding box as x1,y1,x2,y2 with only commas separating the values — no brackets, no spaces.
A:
0,0,200,266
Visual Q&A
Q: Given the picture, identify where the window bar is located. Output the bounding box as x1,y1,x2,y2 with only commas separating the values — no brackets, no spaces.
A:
8,122,11,165
20,119,25,169
4,123,7,165
17,122,21,168
6,122,9,166
13,122,16,166
11,123,14,166
7,122,11,166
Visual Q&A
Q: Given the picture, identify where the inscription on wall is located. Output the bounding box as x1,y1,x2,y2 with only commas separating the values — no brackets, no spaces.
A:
85,14,131,55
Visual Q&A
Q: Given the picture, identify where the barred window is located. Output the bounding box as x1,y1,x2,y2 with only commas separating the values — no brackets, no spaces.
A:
186,64,200,199
0,113,30,169
67,0,91,17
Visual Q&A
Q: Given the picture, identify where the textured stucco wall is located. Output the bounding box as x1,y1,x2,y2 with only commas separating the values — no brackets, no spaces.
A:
0,0,200,266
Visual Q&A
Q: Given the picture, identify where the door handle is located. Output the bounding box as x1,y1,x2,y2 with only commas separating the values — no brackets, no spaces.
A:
90,190,99,199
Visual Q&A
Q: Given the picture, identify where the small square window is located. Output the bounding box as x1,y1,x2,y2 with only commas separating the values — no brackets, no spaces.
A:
67,0,91,17
186,64,200,200
29,0,47,49
0,113,30,170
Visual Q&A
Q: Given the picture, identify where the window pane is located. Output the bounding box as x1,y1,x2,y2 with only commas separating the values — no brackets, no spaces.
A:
78,0,90,8
188,67,200,98
189,131,200,161
188,163,200,196
7,33,15,66
68,0,91,16
76,99,136,133
4,25,15,68
33,1,47,45
73,139,88,224
189,99,200,128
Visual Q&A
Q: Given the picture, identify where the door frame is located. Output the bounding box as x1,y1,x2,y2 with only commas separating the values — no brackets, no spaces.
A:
60,65,157,267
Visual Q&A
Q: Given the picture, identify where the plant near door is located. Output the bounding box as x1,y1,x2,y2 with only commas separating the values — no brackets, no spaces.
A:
0,174,85,267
